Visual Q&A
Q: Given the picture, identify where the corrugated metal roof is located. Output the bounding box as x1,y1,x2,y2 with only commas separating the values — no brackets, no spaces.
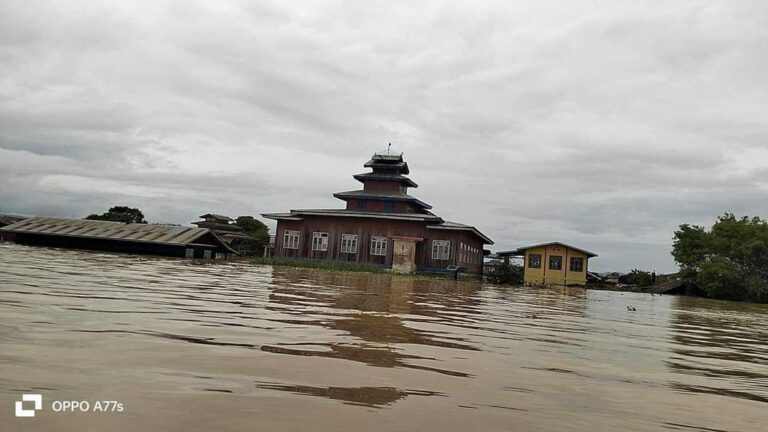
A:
0,214,28,226
497,242,598,258
262,209,442,222
0,217,221,247
352,172,418,188
364,153,410,174
260,212,305,221
371,153,403,161
427,220,494,245
198,213,233,221
332,190,432,209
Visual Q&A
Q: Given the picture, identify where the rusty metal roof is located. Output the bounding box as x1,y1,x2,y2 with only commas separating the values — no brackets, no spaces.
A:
0,216,229,248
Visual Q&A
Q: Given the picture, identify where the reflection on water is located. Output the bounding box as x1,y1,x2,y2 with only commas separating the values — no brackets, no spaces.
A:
254,382,446,408
0,243,766,432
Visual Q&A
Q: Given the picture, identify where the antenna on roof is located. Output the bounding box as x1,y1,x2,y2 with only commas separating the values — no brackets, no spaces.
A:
387,142,391,155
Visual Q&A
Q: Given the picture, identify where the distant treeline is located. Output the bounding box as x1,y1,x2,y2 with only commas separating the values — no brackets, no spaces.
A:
84,206,270,256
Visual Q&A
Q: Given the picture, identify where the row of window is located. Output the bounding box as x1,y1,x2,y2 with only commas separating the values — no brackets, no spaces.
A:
285,231,387,256
528,254,585,272
185,248,214,259
459,242,482,265
284,230,465,262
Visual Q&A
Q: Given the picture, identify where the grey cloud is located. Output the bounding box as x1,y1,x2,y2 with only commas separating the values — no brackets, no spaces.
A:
1,0,767,273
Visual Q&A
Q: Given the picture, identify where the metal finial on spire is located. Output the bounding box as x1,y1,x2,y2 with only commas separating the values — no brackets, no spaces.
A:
387,142,391,155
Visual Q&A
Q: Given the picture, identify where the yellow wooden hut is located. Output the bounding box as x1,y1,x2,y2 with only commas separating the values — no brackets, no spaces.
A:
498,242,597,287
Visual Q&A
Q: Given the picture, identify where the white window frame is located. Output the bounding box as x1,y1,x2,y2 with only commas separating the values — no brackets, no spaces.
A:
312,232,329,251
370,236,387,256
283,230,300,249
341,234,358,254
431,240,451,260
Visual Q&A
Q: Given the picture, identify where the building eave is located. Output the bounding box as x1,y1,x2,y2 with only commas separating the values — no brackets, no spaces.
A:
204,231,240,255
198,213,234,221
363,160,410,175
261,213,306,221
352,173,418,188
332,191,433,210
427,223,494,245
497,242,598,258
191,221,244,231
265,209,442,222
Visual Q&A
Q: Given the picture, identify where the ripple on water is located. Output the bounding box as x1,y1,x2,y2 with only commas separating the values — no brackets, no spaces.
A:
1,243,767,432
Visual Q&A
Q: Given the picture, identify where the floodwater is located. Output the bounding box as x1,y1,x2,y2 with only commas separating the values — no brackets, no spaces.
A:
1,244,766,432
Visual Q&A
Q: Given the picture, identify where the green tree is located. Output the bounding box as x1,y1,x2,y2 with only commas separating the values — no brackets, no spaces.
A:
86,206,147,224
235,216,270,254
671,223,709,280
672,213,768,302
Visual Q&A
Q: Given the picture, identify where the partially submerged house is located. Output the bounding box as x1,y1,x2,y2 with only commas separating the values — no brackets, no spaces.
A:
192,213,257,255
193,213,236,230
263,152,493,274
497,242,597,286
0,217,235,259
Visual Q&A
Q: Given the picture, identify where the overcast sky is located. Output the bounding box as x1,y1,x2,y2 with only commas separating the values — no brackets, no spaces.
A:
1,0,767,272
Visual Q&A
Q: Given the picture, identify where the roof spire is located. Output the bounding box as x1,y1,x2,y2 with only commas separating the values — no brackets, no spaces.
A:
387,142,391,155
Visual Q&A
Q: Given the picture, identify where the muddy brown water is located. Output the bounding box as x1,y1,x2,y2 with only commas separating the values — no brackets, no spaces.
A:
0,243,766,431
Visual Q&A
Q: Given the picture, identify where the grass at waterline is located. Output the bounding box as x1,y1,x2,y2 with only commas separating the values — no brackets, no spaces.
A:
252,256,391,273
251,257,483,280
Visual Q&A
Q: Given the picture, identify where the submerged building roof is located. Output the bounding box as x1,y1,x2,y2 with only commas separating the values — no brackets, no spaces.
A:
192,213,244,232
0,214,28,226
198,213,234,221
1,217,235,251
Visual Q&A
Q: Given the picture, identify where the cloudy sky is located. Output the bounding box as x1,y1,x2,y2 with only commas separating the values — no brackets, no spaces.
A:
1,0,767,272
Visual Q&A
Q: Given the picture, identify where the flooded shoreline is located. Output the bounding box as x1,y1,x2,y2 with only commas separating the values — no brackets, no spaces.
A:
1,243,766,431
